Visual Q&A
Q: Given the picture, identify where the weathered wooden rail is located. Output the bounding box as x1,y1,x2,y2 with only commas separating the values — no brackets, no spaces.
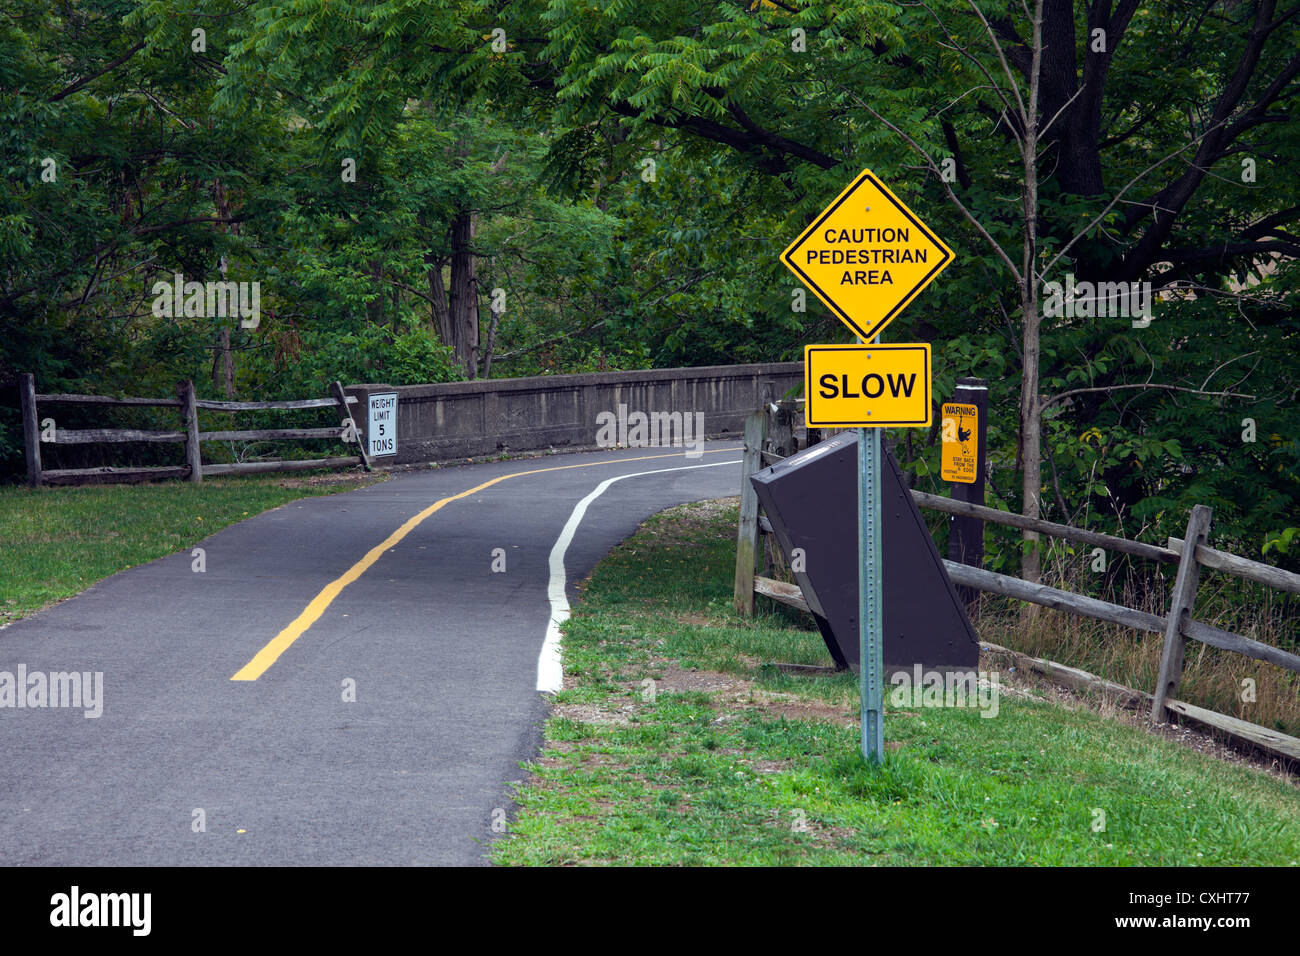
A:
732,401,1300,764
19,373,370,486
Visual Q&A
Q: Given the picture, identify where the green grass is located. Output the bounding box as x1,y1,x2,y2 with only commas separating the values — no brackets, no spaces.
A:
0,473,383,625
495,500,1300,866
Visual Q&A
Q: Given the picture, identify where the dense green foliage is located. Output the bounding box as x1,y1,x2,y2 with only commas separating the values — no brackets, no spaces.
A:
2,1,1296,569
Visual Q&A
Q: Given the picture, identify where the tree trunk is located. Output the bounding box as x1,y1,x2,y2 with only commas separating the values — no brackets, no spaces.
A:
1037,0,1106,197
482,307,500,379
211,183,237,399
447,207,479,378
212,324,234,398
425,249,452,345
1019,0,1045,587
1019,296,1042,586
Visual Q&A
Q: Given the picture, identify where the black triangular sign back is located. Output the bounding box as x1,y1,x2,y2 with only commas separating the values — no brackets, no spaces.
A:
750,432,979,672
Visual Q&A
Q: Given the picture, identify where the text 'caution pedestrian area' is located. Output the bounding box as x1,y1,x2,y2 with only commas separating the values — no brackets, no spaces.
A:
804,344,932,428
782,170,954,342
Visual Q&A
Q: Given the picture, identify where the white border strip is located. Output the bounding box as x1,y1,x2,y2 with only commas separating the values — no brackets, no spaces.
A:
538,459,741,693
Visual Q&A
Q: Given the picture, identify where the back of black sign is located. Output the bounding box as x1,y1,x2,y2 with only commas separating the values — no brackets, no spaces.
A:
750,432,979,672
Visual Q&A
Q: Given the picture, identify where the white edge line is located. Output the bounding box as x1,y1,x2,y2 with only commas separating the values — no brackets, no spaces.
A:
538,459,742,693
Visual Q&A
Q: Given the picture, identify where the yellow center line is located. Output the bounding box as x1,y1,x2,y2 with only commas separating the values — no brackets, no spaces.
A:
230,447,741,681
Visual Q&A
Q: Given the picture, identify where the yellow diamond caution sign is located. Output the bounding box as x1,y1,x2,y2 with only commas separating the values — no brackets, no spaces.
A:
783,170,954,342
941,401,978,483
805,344,931,428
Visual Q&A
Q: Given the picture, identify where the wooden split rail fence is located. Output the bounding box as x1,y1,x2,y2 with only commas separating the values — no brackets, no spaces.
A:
732,402,1300,763
19,373,372,486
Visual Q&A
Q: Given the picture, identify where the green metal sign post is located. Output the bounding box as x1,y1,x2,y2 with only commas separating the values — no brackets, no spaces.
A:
856,333,885,763
858,419,885,762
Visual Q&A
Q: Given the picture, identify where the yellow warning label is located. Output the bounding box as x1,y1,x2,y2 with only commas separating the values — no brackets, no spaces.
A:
941,402,978,483
805,344,931,428
782,170,954,342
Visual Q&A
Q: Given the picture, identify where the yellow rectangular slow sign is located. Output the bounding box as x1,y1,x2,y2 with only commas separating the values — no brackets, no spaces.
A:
805,344,931,428
941,401,978,483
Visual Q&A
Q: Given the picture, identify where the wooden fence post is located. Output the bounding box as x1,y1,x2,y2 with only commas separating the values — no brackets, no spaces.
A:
179,380,202,483
1151,504,1213,723
332,381,372,472
20,372,42,487
733,408,768,617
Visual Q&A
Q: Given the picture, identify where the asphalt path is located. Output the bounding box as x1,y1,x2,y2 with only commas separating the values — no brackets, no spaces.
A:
0,443,742,865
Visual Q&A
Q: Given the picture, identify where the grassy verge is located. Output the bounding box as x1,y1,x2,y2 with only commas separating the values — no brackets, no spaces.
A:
495,499,1300,866
0,472,383,625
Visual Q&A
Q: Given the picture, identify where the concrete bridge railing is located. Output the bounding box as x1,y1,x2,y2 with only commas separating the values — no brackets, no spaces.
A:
345,362,803,466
